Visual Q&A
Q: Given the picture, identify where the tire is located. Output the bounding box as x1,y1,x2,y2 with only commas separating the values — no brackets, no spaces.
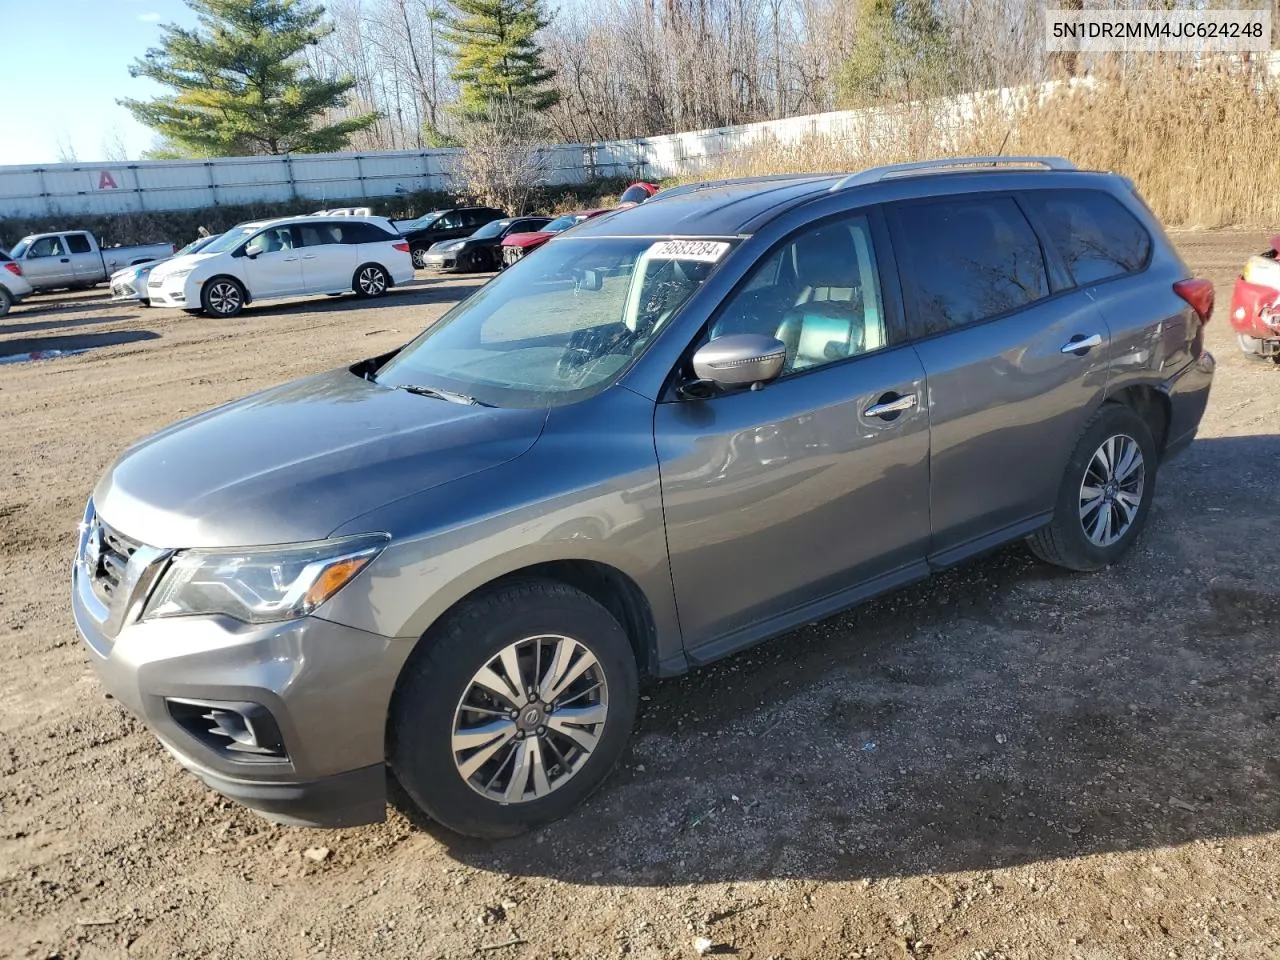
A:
200,276,245,317
1028,403,1158,572
182,308,202,316
353,263,389,299
0,288,11,319
411,246,429,270
390,579,639,839
140,298,151,308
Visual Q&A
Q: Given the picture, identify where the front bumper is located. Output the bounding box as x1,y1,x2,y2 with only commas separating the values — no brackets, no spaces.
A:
71,519,412,827
147,281,189,308
421,252,458,271
111,279,147,303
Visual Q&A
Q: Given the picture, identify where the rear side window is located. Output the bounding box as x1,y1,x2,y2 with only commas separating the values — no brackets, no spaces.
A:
66,234,92,254
1022,189,1152,285
339,222,392,244
298,223,343,246
887,197,1049,336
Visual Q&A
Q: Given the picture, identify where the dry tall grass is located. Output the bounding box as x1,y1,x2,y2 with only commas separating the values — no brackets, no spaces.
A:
688,59,1280,228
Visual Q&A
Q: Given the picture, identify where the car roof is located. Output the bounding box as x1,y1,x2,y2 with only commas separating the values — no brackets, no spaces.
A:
567,158,1107,238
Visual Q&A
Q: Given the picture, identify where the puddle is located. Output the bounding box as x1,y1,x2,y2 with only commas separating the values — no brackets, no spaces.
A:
0,348,92,366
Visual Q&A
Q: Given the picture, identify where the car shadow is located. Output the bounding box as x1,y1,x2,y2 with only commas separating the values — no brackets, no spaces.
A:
222,278,483,321
0,328,158,359
0,313,135,336
411,434,1280,884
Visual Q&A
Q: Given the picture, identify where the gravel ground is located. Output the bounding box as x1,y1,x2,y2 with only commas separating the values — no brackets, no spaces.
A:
1,232,1278,960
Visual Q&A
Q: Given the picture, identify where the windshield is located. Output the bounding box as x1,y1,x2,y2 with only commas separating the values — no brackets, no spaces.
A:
177,234,220,256
403,211,443,231
374,236,736,407
470,219,511,240
200,225,259,255
9,239,29,258
543,215,586,233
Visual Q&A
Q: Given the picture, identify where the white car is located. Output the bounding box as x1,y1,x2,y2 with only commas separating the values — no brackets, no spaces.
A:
0,249,34,317
146,216,414,317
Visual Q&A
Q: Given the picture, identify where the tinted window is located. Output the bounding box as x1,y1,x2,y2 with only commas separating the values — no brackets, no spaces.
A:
436,212,464,230
471,218,514,240
339,221,392,244
66,234,92,254
1022,189,1152,285
298,223,343,246
710,214,890,375
888,197,1049,335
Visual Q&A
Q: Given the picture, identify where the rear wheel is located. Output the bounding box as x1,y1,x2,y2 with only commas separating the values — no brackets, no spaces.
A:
1028,403,1157,572
411,246,429,270
390,579,639,838
0,288,12,318
353,264,389,298
200,277,245,317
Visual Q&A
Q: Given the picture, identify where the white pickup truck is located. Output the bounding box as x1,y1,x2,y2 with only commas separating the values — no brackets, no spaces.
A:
6,231,174,292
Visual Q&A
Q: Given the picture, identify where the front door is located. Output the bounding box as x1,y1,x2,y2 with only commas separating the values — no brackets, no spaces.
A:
22,235,74,287
885,194,1112,559
241,226,304,299
655,213,931,654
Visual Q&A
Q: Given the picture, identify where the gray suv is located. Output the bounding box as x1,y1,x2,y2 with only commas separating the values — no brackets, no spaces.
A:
72,157,1216,838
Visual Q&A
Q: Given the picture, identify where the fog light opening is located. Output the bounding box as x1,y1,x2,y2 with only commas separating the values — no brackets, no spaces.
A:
166,698,288,762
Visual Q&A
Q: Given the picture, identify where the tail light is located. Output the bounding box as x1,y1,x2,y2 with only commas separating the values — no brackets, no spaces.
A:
1173,278,1214,323
3,262,22,277
171,244,177,254
392,241,410,253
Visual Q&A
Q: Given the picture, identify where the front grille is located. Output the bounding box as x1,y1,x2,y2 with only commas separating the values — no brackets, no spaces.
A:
147,279,164,289
90,521,141,604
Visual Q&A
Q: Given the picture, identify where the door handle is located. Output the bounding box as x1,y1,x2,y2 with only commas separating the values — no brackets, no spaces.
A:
60,258,70,263
1061,333,1103,354
302,255,317,260
864,393,918,419
283,257,299,262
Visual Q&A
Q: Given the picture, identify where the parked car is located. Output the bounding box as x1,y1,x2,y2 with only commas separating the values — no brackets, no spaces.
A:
145,216,413,317
72,157,1215,838
111,234,223,306
420,216,553,272
0,249,33,317
7,231,174,292
1228,234,1280,362
618,181,660,206
397,207,507,269
500,208,611,267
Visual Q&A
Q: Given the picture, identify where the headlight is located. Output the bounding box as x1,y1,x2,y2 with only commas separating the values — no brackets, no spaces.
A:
165,267,196,282
142,534,387,624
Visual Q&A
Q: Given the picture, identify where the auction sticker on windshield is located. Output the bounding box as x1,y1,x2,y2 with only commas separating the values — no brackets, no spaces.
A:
647,240,731,262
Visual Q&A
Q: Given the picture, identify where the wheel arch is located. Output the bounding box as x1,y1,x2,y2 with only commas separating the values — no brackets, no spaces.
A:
1106,383,1171,457
201,273,250,306
353,261,393,292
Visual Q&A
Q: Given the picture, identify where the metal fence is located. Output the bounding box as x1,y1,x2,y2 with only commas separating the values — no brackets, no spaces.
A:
0,80,1066,220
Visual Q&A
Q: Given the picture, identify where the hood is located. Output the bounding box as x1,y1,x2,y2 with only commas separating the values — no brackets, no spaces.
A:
429,237,468,252
502,231,553,249
93,367,546,548
110,262,153,283
148,251,216,283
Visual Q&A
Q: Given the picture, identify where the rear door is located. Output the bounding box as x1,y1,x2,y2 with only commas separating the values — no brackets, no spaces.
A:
65,233,102,283
240,225,304,298
655,211,932,652
21,236,75,287
885,194,1111,561
297,221,358,292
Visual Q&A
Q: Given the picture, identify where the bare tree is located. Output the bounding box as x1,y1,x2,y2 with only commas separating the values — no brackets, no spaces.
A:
452,101,553,213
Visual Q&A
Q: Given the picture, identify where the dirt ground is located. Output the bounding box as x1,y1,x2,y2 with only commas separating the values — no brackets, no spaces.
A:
1,231,1278,960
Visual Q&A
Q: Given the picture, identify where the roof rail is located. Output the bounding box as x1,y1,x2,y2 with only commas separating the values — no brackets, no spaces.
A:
830,156,1076,191
651,173,834,203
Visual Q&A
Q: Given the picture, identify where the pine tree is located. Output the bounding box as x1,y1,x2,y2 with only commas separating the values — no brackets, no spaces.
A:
120,0,378,156
838,0,961,108
443,0,559,119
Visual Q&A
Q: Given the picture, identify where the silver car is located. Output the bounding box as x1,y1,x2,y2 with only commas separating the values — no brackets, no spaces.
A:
73,158,1216,837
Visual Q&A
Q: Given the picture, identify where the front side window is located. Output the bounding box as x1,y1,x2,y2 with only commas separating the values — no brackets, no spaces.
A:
470,219,513,240
66,234,92,254
27,237,64,258
1021,189,1152,285
708,214,890,375
244,226,295,256
888,197,1049,336
435,212,463,230
374,236,736,407
543,214,586,234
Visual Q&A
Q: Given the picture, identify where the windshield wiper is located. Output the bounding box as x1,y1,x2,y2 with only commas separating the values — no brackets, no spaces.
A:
395,384,493,407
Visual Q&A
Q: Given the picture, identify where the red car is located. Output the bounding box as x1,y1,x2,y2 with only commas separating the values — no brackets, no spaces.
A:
500,208,612,267
617,181,660,207
1229,234,1280,362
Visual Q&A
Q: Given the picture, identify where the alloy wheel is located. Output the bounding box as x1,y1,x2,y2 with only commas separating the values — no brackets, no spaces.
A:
451,635,609,803
358,267,386,296
1078,433,1145,547
207,281,241,315
412,248,427,269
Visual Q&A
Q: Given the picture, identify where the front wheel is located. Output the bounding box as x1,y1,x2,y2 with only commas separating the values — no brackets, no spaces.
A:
200,277,245,317
354,264,389,298
1028,403,1158,572
390,580,639,838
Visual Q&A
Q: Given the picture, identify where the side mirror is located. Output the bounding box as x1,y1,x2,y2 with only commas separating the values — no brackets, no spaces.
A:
690,333,786,389
574,268,603,291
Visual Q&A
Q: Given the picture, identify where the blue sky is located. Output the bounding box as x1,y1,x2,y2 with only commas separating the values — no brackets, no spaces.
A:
3,0,197,166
